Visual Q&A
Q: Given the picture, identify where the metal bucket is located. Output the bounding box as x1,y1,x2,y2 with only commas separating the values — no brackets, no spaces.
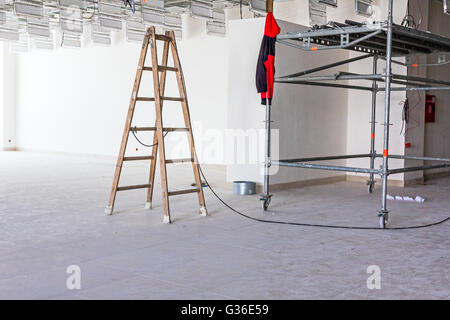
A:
233,181,256,195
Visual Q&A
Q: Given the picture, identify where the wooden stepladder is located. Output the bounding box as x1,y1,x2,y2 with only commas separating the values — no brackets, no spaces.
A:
105,27,207,223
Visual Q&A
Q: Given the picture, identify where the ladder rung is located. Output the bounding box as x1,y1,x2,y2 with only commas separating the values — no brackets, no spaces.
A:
155,34,172,42
123,156,154,161
164,127,189,132
131,127,156,131
136,97,183,102
161,97,185,102
165,158,194,164
158,66,178,72
130,127,189,132
168,188,200,196
117,184,151,191
142,66,178,72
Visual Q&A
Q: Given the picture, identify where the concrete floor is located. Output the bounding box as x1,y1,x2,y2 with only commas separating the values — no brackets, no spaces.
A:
0,151,449,299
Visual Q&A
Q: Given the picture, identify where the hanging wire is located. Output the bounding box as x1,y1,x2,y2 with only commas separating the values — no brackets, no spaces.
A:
131,126,169,148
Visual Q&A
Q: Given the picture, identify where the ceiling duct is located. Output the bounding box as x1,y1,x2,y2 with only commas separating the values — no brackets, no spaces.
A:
0,14,20,41
14,0,44,18
164,0,191,13
145,0,164,10
164,0,214,20
355,0,373,17
309,0,327,26
164,12,181,29
163,26,181,39
33,32,54,50
98,0,123,30
0,0,252,51
215,0,249,9
126,18,145,42
163,12,181,38
27,16,51,38
61,31,81,47
190,0,213,20
0,0,6,25
10,31,28,52
142,0,165,25
249,0,266,16
206,6,225,37
92,23,111,45
58,0,88,10
60,5,84,33
319,0,336,7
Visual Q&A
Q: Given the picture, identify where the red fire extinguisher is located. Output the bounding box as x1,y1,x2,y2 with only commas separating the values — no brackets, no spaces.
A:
425,95,436,123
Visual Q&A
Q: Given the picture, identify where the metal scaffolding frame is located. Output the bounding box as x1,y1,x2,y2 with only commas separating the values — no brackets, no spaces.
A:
261,0,450,228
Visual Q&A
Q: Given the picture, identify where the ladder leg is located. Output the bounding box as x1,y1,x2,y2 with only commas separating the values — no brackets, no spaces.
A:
146,31,170,210
169,31,207,216
145,135,158,209
106,31,150,215
149,27,171,223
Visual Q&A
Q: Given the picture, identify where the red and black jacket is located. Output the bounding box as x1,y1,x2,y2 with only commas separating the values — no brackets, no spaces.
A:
256,12,280,106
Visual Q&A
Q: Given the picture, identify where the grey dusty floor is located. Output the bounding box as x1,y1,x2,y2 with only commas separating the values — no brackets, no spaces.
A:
0,151,449,300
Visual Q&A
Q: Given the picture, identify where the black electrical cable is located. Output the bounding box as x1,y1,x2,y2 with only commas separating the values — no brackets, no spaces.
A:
400,99,409,136
240,0,243,19
175,49,450,231
198,165,450,230
131,127,168,148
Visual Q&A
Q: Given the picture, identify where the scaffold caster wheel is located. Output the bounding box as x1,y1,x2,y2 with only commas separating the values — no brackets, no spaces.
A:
260,197,271,211
367,183,374,194
379,213,388,229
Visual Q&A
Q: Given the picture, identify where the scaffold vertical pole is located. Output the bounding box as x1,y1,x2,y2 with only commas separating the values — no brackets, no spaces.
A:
368,55,378,194
379,0,394,228
261,97,272,211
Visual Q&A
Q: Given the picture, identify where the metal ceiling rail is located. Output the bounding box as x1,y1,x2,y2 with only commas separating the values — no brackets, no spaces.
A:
277,23,385,40
276,72,384,82
279,154,372,163
277,29,382,52
261,0,450,228
388,163,450,175
392,74,450,86
274,79,373,91
277,53,373,79
384,86,450,92
276,21,450,57
272,161,380,175
276,71,449,91
374,154,450,162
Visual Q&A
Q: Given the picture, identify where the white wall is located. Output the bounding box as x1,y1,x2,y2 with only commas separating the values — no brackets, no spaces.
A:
11,0,442,188
225,18,267,182
226,18,349,184
0,43,3,149
344,0,409,183
14,14,230,163
346,55,407,183
0,42,16,151
274,0,408,26
424,0,450,176
226,0,410,185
